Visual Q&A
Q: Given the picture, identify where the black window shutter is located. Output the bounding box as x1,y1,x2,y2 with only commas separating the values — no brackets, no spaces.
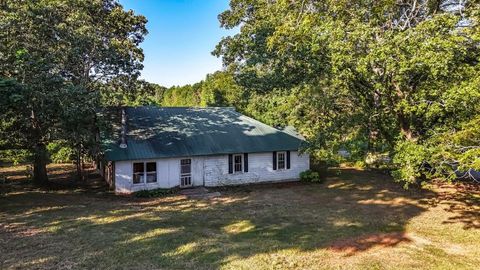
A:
273,151,277,170
244,153,248,172
286,151,291,169
228,154,233,174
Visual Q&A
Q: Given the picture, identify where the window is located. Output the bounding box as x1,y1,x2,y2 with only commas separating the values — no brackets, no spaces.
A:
133,162,157,184
133,162,144,184
234,154,242,172
277,152,286,170
146,162,157,183
180,159,191,174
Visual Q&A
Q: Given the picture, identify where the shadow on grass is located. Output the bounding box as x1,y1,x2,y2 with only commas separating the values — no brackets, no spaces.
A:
0,163,110,196
431,181,480,230
1,168,439,269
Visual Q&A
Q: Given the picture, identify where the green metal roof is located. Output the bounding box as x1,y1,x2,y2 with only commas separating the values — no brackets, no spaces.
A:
103,106,305,161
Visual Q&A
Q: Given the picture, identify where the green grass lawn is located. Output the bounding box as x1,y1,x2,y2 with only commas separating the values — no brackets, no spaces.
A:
1,164,479,269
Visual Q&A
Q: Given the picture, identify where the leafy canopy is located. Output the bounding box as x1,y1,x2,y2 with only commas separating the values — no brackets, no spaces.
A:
0,0,147,182
212,0,480,185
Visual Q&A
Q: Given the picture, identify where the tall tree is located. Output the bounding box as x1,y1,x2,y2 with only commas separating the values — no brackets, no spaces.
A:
100,76,166,107
214,0,480,184
0,0,147,184
200,69,245,107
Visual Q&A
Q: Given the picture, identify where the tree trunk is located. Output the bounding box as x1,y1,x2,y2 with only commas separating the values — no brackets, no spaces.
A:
400,126,414,141
393,83,416,141
33,143,49,185
81,153,85,181
76,145,82,181
398,112,415,141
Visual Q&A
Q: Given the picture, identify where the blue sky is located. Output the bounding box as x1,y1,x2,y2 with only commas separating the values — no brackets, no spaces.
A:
119,0,235,87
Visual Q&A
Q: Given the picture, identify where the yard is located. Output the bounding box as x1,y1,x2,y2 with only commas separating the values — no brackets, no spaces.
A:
1,164,479,269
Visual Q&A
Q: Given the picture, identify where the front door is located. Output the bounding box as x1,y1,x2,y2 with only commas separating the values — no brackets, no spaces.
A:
180,159,192,187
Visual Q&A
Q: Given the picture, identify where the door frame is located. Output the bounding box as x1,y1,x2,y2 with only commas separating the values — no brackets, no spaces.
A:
180,158,192,188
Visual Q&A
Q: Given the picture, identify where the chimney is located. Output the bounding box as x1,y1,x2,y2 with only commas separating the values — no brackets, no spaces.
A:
119,108,127,149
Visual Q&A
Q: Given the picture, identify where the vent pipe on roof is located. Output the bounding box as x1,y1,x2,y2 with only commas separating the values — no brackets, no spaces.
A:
119,108,127,149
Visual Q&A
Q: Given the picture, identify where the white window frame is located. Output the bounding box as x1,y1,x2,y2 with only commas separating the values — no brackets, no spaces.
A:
233,154,243,173
277,151,286,170
133,162,144,184
132,161,157,184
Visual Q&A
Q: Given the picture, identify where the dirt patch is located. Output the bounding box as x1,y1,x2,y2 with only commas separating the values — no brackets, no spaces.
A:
328,232,411,255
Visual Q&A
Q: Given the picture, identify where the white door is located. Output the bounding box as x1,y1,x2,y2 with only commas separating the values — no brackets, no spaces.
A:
180,159,192,187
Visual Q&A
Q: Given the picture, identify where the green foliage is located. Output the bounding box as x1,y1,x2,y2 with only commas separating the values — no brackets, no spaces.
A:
0,0,147,183
46,142,74,163
24,165,33,181
200,70,246,107
52,147,74,164
0,150,32,165
392,141,430,186
393,115,480,186
300,170,322,183
213,0,480,186
158,70,246,109
134,188,178,198
309,159,329,175
433,116,480,172
162,83,203,107
100,77,165,106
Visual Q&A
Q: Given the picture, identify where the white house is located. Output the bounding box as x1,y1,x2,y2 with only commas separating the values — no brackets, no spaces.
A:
101,106,309,194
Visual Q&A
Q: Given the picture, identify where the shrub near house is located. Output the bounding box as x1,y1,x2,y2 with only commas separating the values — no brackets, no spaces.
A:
300,170,322,183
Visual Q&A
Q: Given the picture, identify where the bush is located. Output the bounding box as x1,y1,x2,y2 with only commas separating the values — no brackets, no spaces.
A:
134,188,178,198
51,147,75,163
0,149,32,165
47,142,74,163
309,159,329,175
392,140,430,187
300,169,322,183
343,160,367,169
